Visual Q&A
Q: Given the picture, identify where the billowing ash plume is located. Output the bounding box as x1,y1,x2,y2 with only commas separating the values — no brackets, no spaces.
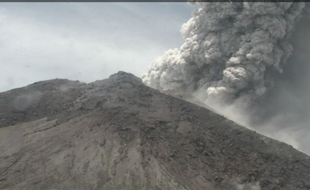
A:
143,2,310,154
142,2,305,107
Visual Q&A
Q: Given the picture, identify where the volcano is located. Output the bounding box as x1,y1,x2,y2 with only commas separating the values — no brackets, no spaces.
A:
0,71,309,190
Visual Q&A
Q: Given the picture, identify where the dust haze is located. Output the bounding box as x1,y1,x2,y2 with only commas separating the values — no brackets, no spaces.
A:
142,2,310,154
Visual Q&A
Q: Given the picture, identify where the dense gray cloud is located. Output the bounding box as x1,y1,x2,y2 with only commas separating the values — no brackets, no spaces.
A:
143,2,305,105
253,4,310,154
143,2,310,154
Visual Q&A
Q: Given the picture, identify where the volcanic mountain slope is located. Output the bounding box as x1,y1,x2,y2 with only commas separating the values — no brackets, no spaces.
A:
0,72,310,190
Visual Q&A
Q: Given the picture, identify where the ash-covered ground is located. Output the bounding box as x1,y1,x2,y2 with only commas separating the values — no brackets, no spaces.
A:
0,72,310,190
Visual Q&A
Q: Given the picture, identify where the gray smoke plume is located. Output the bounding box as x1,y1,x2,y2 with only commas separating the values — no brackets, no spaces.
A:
143,1,305,105
142,2,310,154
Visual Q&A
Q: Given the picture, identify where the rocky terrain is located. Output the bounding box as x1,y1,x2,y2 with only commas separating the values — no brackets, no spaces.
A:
0,71,310,190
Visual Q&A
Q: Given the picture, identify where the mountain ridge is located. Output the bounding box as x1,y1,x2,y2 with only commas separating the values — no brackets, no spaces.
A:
0,71,309,190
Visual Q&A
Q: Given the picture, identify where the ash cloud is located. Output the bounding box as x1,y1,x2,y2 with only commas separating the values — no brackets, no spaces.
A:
252,3,310,154
142,2,310,154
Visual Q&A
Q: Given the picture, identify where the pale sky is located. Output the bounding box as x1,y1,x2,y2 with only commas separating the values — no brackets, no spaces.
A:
0,2,195,92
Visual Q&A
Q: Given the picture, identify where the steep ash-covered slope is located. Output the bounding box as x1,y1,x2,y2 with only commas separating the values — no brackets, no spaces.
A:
0,72,310,190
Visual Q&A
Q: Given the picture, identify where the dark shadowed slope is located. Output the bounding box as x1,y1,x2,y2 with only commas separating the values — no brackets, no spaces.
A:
0,72,310,190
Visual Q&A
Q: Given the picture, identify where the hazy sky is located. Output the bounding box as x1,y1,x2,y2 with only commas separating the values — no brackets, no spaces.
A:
0,2,194,92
